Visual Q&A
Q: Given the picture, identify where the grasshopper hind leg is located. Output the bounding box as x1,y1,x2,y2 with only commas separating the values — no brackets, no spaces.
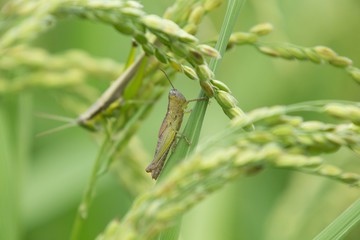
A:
145,148,170,180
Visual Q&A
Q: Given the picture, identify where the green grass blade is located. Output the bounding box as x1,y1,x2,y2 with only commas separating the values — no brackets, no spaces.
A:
157,0,247,239
314,197,360,240
209,0,246,74
123,56,148,100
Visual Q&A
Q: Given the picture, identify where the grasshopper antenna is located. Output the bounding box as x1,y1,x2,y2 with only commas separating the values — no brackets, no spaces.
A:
35,112,77,137
35,112,75,123
159,69,175,89
36,123,77,137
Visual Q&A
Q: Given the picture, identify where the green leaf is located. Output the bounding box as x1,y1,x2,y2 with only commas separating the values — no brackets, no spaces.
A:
314,197,360,240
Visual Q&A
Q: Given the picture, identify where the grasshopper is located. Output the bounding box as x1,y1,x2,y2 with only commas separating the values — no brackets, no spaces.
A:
145,69,207,180
77,53,145,128
36,51,145,136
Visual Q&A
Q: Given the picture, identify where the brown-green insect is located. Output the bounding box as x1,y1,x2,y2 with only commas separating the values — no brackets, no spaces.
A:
145,69,206,180
36,51,145,136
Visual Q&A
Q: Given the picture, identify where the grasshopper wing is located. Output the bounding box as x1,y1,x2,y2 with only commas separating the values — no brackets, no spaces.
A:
146,123,177,174
158,112,169,137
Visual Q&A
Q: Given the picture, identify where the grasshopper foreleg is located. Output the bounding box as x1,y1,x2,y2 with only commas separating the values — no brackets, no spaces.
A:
186,97,208,104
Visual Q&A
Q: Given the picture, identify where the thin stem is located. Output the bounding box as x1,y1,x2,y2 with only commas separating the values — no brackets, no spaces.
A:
70,134,111,240
210,0,247,74
70,50,148,239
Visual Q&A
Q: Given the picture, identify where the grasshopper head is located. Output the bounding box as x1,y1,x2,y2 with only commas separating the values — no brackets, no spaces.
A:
169,89,186,104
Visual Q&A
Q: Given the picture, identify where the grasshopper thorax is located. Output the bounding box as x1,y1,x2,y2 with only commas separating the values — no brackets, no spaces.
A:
169,89,186,105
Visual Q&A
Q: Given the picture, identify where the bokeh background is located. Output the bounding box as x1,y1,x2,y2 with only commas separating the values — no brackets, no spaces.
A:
1,0,360,239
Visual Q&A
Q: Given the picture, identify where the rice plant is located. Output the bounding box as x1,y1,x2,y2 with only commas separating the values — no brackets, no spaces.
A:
1,0,360,239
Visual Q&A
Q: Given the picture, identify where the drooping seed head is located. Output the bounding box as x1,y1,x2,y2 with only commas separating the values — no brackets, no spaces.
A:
183,65,198,80
313,46,338,61
154,48,168,64
231,32,258,44
169,58,183,72
250,23,274,36
319,164,342,177
196,64,214,81
188,6,205,25
204,0,224,11
210,79,231,93
285,46,307,60
183,23,197,35
324,103,349,119
198,44,221,59
258,46,280,57
329,56,353,68
273,47,294,60
347,67,360,83
304,48,322,63
339,172,360,185
216,90,238,109
200,81,215,98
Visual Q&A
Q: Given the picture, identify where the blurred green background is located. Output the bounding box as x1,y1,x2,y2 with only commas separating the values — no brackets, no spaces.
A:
1,0,360,239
